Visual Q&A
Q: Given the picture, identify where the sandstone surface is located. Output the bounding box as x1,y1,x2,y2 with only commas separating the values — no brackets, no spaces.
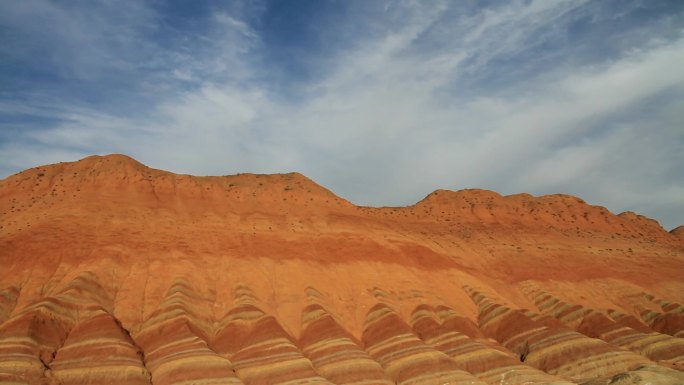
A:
1,154,683,384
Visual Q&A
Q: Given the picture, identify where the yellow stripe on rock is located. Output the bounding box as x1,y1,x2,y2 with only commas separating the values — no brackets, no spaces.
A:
153,355,232,377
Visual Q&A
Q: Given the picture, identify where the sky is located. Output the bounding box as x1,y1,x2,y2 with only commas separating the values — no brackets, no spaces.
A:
1,1,683,230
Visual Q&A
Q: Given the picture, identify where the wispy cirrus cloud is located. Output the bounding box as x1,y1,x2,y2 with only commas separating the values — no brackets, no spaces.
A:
1,0,683,229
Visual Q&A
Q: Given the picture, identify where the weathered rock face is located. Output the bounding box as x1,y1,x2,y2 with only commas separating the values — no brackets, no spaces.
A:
0,154,683,384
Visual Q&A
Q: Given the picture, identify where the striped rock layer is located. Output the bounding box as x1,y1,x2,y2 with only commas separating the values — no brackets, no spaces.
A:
464,286,655,382
362,302,487,385
300,303,393,385
2,154,684,385
133,279,243,385
409,304,573,385
212,288,333,385
2,279,684,384
639,293,684,339
0,272,146,385
521,285,684,367
50,310,150,385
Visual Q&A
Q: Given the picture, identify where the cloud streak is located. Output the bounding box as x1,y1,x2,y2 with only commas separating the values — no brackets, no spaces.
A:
1,0,683,230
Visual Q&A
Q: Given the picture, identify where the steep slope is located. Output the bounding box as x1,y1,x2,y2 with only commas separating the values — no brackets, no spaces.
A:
672,226,684,242
0,154,683,384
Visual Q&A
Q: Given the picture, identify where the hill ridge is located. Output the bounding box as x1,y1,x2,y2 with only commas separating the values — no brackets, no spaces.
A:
3,154,679,236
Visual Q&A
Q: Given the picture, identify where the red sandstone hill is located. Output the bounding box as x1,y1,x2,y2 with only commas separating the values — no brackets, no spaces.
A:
0,154,683,385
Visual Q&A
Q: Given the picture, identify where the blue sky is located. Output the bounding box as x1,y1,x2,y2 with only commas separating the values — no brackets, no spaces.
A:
1,0,683,230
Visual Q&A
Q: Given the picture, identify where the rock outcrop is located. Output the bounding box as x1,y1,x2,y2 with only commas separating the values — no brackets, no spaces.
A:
0,154,683,384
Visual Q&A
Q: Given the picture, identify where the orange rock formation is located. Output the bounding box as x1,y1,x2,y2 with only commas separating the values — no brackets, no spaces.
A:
0,154,683,384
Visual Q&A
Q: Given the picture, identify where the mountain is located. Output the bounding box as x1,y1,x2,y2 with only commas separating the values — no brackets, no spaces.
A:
0,154,683,385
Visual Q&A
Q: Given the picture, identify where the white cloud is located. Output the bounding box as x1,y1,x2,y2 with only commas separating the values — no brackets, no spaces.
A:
1,1,683,229
0,0,157,80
